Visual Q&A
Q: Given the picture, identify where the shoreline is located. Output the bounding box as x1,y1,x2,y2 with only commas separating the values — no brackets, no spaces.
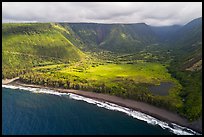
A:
2,77,19,85
2,79,202,134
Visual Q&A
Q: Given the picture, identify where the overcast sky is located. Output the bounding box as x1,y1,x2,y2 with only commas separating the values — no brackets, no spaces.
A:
2,2,202,26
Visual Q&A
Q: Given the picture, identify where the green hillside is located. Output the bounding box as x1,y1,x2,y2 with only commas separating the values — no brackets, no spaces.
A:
62,23,157,53
61,18,201,56
2,23,85,78
173,17,202,49
165,18,202,121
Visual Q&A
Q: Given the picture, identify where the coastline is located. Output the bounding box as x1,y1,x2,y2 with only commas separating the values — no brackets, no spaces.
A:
2,79,202,134
2,77,19,85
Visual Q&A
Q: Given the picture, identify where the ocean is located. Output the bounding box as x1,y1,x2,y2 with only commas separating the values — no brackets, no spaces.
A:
2,85,199,135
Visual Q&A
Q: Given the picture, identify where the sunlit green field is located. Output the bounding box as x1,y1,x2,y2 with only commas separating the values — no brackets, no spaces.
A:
31,61,183,111
34,61,176,84
59,63,174,84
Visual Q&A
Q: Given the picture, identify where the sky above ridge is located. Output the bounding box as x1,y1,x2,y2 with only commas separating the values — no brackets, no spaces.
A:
2,2,202,26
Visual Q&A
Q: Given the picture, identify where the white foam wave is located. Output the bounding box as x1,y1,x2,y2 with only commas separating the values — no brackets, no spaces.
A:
2,84,201,135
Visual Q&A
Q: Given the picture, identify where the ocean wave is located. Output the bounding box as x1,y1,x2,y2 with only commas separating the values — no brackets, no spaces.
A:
2,84,201,135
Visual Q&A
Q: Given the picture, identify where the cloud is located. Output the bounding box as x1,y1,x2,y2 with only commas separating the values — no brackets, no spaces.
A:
2,2,202,26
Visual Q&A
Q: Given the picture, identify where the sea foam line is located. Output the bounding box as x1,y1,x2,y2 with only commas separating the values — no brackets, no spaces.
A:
2,84,201,135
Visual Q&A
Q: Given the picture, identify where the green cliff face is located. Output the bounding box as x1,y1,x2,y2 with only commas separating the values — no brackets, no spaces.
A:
2,23,85,78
